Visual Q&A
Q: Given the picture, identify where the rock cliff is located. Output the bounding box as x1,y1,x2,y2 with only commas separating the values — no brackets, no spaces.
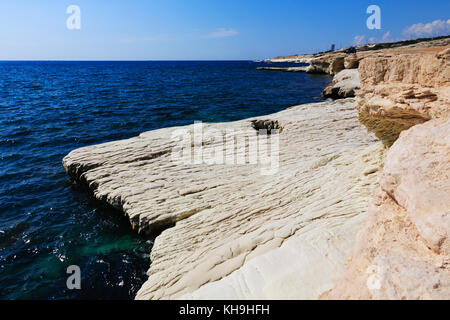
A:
323,45,450,300
356,46,449,119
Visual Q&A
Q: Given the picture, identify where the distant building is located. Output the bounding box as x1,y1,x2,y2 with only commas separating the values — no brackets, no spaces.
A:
331,44,336,51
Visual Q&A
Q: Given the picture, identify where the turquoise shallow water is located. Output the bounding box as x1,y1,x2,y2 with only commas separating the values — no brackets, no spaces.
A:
0,61,331,299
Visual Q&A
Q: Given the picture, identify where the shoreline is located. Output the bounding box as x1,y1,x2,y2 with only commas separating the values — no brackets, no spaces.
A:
62,37,450,299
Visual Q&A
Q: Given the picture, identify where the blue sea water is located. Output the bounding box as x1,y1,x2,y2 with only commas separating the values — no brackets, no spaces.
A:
0,61,331,299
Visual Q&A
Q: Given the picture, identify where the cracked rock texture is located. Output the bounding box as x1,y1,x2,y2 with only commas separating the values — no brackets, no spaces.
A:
323,44,450,300
323,118,450,300
356,46,450,120
63,99,385,299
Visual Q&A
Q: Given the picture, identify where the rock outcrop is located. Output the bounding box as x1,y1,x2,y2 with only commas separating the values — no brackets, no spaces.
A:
356,46,449,120
306,53,346,75
323,118,450,299
267,36,450,67
63,99,385,299
265,55,313,64
256,66,309,72
322,69,360,100
323,45,450,300
266,36,450,77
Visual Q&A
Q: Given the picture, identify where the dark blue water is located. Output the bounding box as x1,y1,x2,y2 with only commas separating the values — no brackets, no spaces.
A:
0,61,331,299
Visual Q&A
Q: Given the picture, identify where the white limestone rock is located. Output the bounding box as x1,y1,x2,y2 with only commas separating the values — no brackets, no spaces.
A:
63,99,384,300
322,69,361,100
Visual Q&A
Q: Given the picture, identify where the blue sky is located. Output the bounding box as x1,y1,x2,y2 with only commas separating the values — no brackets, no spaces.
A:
0,0,449,60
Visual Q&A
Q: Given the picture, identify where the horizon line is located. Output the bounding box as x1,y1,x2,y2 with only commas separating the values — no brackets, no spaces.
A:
0,59,258,62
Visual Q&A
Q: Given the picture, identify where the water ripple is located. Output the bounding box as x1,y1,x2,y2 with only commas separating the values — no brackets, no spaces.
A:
0,61,331,299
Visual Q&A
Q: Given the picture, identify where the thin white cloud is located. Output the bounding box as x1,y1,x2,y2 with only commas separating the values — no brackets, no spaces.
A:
382,31,391,42
207,28,239,39
402,19,450,39
369,37,377,44
353,35,366,45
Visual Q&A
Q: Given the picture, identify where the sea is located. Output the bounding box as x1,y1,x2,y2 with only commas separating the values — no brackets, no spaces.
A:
0,61,331,299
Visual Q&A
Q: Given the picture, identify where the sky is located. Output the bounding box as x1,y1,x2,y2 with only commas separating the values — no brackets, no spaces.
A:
0,0,449,60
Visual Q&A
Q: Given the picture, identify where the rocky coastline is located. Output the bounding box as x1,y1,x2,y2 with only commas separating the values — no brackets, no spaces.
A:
62,37,449,300
323,43,450,299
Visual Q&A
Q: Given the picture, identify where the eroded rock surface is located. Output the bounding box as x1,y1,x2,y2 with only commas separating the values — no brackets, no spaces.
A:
63,99,385,299
322,69,360,100
323,118,450,299
323,43,450,300
356,46,450,120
